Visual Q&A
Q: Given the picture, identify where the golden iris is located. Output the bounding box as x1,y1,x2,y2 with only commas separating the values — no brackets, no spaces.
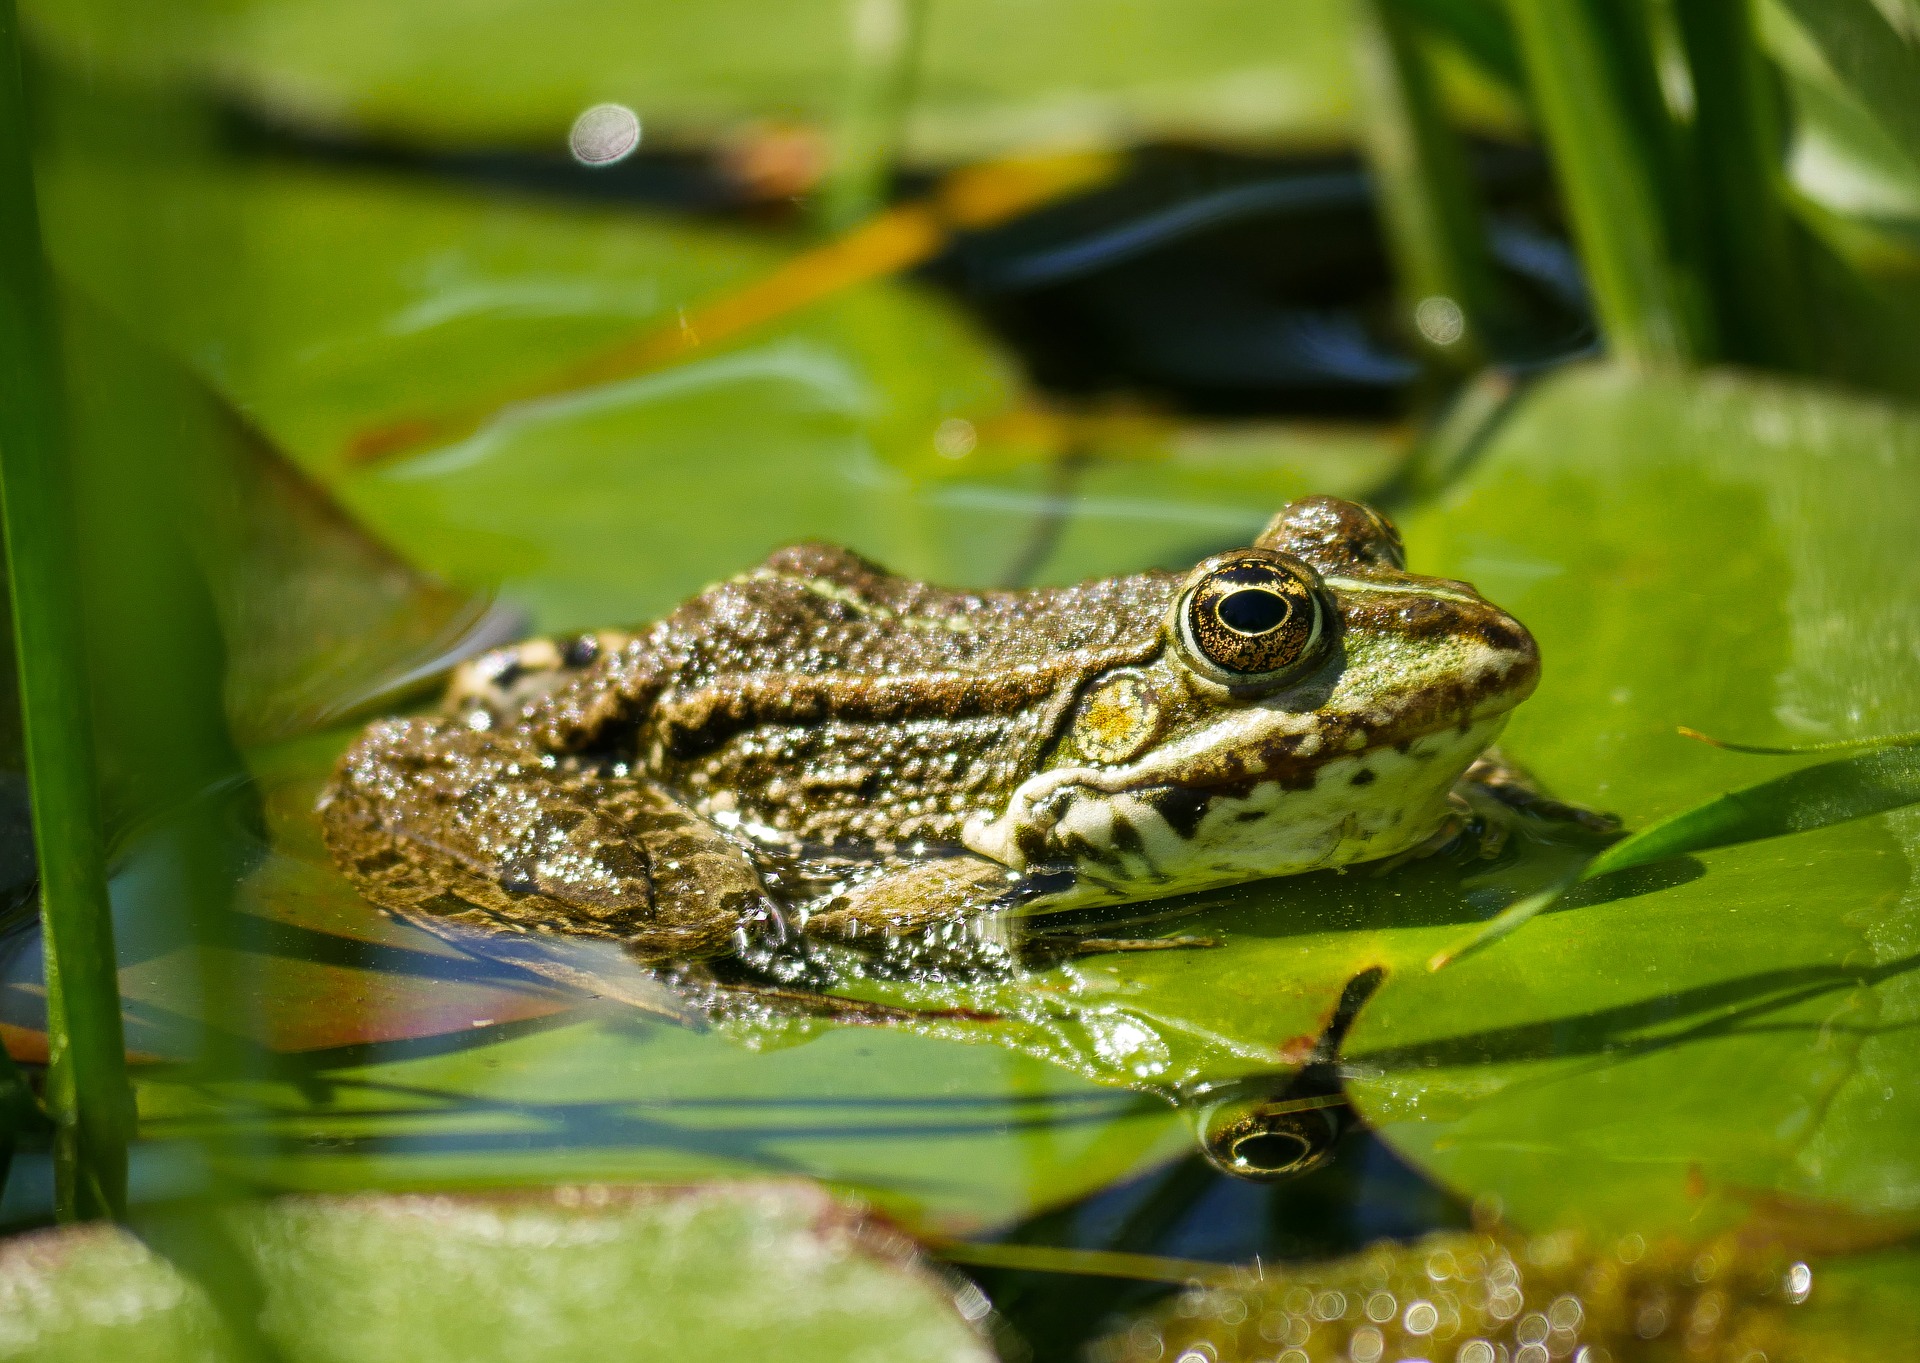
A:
1179,552,1326,681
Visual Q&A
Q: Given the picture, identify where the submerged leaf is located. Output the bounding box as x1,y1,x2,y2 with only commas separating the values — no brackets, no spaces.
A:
0,1185,995,1362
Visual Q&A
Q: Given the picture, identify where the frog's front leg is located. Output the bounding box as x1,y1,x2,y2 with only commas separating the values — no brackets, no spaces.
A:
803,856,1214,965
321,717,754,963
1458,747,1621,836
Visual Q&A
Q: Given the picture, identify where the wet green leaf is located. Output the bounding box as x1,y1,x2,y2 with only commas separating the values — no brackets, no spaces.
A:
0,1185,995,1362
1346,362,1920,1235
23,0,1367,162
39,159,1393,629
1435,738,1920,967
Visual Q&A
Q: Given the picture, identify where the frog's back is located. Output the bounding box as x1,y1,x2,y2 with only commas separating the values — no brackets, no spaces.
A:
531,544,1178,847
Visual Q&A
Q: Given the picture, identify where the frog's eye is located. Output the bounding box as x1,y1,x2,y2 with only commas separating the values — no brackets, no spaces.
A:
1176,552,1329,684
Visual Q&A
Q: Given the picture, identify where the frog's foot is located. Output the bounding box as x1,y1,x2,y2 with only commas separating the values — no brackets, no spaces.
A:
1365,792,1504,876
321,717,754,962
1459,747,1622,836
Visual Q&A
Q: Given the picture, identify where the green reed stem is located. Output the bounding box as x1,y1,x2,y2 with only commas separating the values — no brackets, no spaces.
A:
1389,0,1524,91
1672,0,1807,370
820,0,930,231
0,0,132,1220
1352,0,1501,373
1503,0,1712,366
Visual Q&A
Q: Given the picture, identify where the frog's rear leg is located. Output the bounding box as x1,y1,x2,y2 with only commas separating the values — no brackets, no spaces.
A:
323,723,999,1027
805,856,1217,972
321,717,747,960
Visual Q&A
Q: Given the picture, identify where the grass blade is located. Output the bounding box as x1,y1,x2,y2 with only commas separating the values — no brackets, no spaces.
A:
1774,0,1920,169
1677,725,1920,756
1393,0,1524,90
1353,0,1502,373
1672,0,1809,369
1502,0,1712,365
820,0,930,232
1434,739,1920,969
0,0,132,1219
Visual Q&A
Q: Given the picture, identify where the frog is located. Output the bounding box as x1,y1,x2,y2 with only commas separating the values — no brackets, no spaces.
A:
320,496,1581,997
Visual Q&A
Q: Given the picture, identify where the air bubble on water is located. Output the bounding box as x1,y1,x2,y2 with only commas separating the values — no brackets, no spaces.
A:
1415,295,1466,346
933,418,978,459
569,103,642,165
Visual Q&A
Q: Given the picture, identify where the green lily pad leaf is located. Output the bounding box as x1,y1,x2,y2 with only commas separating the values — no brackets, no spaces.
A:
0,1184,995,1362
22,0,1365,162
1438,738,1920,967
1579,742,1920,874
40,158,1388,628
1342,361,1920,1235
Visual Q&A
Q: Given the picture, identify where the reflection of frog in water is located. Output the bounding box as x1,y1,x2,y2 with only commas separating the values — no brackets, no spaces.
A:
321,497,1593,990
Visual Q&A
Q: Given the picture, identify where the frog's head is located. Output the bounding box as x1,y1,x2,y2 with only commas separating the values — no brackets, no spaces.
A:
963,497,1540,905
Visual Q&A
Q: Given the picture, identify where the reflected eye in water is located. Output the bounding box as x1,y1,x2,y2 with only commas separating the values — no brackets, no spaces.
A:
1176,550,1329,686
1196,1095,1345,1180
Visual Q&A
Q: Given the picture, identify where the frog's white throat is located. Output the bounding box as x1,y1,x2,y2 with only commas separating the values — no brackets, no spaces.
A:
961,712,1510,910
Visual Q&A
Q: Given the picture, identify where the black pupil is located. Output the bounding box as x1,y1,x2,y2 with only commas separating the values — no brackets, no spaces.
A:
1215,587,1289,635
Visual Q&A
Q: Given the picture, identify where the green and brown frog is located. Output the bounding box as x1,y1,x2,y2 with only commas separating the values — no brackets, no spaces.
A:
321,496,1585,991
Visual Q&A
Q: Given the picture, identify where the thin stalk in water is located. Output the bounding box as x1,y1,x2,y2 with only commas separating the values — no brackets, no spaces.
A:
1351,0,1502,374
0,0,132,1219
1671,0,1808,370
819,0,931,231
1503,0,1713,365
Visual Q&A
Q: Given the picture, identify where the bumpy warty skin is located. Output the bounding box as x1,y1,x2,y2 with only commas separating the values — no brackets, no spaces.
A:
319,497,1543,958
523,543,1183,847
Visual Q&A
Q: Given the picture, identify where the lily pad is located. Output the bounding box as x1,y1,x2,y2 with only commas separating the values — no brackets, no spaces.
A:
22,0,1366,163
39,158,1394,628
1344,362,1920,1234
0,1184,995,1362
